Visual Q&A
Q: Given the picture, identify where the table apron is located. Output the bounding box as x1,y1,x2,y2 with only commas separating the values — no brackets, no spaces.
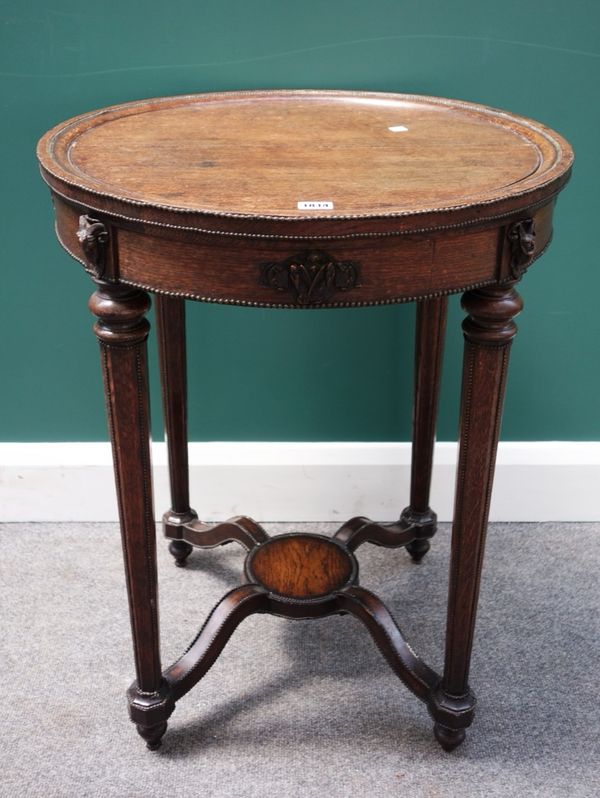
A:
53,195,554,306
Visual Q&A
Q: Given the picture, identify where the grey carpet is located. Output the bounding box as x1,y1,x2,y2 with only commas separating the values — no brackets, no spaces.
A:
1,521,598,798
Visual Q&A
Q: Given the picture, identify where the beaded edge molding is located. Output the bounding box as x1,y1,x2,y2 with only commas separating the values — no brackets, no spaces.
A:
49,181,559,241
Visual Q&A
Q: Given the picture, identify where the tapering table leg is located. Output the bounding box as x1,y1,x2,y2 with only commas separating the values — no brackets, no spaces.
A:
89,282,173,750
403,297,448,561
155,294,197,566
430,283,523,750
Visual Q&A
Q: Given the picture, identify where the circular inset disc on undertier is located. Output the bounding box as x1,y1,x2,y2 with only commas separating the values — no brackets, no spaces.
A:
245,533,357,600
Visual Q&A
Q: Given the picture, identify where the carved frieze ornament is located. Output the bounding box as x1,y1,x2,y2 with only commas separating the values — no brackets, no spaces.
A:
77,214,109,278
259,249,361,306
507,218,536,278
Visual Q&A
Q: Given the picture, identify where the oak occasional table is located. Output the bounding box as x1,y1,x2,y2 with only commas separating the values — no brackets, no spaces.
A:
37,90,573,752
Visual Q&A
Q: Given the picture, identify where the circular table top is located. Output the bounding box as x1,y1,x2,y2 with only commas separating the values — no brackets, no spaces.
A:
37,90,573,237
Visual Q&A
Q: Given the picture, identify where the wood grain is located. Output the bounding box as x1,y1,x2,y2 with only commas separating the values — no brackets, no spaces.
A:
39,90,572,241
246,534,356,598
37,90,573,753
51,192,555,307
38,91,572,222
434,282,524,751
88,282,171,750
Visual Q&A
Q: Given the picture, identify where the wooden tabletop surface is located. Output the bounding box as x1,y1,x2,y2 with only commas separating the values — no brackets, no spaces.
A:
37,90,573,237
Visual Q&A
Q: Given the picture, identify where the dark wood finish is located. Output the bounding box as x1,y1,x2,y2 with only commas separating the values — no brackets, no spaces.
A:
50,193,556,309
77,215,109,278
155,295,194,516
335,299,448,562
434,283,524,751
88,282,171,750
333,515,419,551
175,515,269,551
403,296,448,561
155,294,197,565
164,584,269,701
507,218,537,278
40,91,570,308
37,90,573,753
259,249,361,306
167,539,194,567
336,586,440,700
408,298,448,515
157,531,443,710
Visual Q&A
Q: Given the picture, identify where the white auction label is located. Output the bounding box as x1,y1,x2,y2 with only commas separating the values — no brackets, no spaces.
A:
297,200,334,210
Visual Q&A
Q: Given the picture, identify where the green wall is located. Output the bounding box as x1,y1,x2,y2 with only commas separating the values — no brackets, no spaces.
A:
1,0,598,441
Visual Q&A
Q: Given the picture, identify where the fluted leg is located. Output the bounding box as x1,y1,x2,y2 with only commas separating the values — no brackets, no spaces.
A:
403,297,448,561
155,295,197,566
89,282,173,749
430,283,523,750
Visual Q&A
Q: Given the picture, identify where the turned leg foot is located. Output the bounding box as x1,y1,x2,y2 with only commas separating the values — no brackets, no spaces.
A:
169,539,194,566
406,538,431,562
400,506,436,562
136,721,168,750
127,680,175,749
433,722,466,751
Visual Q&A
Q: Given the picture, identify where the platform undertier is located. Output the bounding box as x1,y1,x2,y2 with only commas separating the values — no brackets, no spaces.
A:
244,533,358,599
140,508,474,752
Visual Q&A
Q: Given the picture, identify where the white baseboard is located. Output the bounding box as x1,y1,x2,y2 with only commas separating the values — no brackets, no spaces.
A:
0,441,598,523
